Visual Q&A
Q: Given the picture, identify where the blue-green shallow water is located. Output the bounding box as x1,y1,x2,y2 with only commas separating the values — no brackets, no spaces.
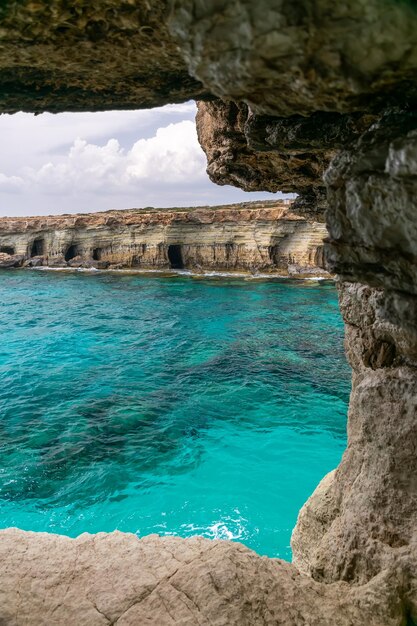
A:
0,270,350,560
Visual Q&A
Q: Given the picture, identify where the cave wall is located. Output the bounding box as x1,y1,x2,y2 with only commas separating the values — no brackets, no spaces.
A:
169,0,417,117
290,112,417,590
195,100,374,218
0,0,210,112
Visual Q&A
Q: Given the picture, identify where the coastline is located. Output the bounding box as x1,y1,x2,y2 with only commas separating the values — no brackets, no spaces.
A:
0,200,327,277
26,265,332,281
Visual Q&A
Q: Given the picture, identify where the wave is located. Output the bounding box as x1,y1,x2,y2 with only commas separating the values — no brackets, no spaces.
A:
30,266,331,281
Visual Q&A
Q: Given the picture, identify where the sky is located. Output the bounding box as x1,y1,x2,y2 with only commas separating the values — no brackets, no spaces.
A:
0,101,285,217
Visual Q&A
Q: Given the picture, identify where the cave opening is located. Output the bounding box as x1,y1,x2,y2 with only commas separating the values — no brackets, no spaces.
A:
30,238,45,257
167,244,184,269
0,246,15,255
92,248,102,261
268,245,278,264
65,244,79,262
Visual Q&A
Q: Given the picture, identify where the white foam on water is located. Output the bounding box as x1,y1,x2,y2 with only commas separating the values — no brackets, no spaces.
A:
28,266,331,281
207,521,244,541
177,513,252,542
32,266,99,273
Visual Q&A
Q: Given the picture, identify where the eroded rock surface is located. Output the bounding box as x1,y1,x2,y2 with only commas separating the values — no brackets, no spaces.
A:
0,0,210,113
325,109,417,295
0,200,327,275
196,100,375,218
196,101,332,205
0,529,410,626
2,1,417,117
0,252,24,268
292,285,417,587
291,113,417,599
170,0,417,117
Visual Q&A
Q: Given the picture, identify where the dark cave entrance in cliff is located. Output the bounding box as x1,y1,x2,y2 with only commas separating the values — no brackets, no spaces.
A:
65,244,80,262
30,238,45,257
0,245,15,255
92,248,102,261
268,245,278,265
168,244,184,269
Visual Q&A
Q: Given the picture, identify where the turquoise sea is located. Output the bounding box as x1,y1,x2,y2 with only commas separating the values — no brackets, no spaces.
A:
0,270,349,560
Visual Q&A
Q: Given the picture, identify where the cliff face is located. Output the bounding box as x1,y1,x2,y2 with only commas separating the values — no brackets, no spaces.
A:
291,112,417,587
195,100,374,217
1,1,417,624
0,201,327,275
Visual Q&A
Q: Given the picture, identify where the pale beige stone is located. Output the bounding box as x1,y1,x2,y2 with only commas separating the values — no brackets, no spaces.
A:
0,201,327,275
0,529,407,626
291,470,339,576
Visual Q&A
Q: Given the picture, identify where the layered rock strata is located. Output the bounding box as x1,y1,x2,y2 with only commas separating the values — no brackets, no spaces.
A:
196,100,375,215
0,200,327,275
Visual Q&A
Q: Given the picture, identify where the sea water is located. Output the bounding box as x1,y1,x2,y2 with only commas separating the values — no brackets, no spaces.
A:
0,270,350,560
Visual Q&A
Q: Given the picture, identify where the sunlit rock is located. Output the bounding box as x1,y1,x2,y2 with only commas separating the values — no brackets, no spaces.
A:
0,201,327,275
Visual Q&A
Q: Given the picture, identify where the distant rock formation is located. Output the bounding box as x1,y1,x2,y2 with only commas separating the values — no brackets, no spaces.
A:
0,200,327,276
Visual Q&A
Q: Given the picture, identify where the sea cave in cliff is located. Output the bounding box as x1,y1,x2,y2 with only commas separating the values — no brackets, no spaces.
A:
29,238,45,258
167,244,184,269
0,1,416,625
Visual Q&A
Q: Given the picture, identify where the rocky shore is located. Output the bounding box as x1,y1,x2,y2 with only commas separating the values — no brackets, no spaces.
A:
0,200,327,276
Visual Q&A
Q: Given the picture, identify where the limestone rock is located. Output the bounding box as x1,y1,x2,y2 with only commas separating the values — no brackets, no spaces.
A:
1,0,417,623
23,255,45,268
47,255,67,268
0,201,327,274
0,528,409,626
325,109,417,295
196,100,331,208
0,0,209,113
2,1,417,120
291,470,339,576
196,100,375,219
170,0,417,117
292,281,417,588
0,252,24,268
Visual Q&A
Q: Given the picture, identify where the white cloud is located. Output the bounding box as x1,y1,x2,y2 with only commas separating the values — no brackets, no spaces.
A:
125,121,205,183
0,103,282,216
0,173,24,191
27,138,125,192
23,120,206,194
